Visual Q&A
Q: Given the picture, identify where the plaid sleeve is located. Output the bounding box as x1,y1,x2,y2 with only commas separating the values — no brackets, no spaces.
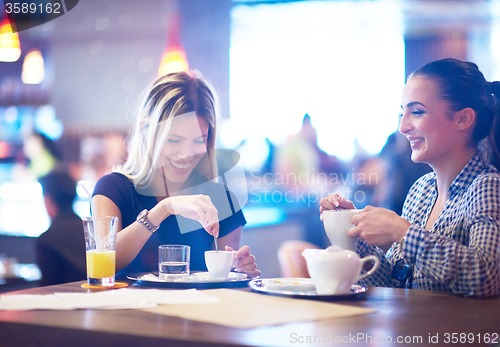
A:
403,174,500,297
355,239,400,288
353,174,429,289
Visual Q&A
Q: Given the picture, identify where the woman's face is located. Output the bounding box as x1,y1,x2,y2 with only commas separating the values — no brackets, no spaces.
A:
399,76,458,166
158,115,209,185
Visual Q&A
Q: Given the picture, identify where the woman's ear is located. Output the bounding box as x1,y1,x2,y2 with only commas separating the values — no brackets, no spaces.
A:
455,107,476,132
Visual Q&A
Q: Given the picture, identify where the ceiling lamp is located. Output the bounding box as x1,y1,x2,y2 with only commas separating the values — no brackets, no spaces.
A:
22,49,45,84
0,15,21,62
158,14,189,77
158,47,189,77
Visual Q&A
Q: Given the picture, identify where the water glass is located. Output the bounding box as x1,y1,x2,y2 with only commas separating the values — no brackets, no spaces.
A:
159,245,190,281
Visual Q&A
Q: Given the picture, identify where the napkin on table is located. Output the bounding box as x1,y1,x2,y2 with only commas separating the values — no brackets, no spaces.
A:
0,294,72,311
141,288,377,328
0,288,220,311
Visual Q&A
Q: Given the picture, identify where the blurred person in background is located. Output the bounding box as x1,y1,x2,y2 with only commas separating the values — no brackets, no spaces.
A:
77,132,127,183
36,170,86,286
274,113,345,193
23,131,62,178
274,114,343,249
321,58,500,297
349,155,389,209
274,114,321,193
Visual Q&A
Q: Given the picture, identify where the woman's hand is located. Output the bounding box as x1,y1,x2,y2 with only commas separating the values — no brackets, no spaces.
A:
319,193,356,221
348,206,410,246
162,194,220,236
225,245,261,278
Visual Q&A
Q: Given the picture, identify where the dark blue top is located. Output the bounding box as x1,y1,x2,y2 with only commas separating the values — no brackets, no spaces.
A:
93,172,246,278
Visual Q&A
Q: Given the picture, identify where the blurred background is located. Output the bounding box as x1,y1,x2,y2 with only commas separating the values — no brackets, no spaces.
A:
1,0,500,283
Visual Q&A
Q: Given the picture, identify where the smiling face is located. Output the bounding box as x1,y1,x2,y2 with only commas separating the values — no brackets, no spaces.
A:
157,114,210,186
399,76,460,166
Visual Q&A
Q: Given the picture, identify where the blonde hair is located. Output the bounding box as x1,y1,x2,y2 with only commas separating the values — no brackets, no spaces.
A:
116,71,218,189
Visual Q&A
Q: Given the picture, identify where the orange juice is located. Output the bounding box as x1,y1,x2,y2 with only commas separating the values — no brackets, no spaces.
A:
86,250,115,278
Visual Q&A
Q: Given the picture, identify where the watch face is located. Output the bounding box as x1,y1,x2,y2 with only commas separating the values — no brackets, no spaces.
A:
138,210,147,220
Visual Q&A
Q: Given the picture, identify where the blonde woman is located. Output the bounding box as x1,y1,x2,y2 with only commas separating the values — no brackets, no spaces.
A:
92,71,260,278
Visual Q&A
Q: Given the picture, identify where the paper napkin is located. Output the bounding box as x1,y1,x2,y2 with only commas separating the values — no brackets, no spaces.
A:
0,288,220,311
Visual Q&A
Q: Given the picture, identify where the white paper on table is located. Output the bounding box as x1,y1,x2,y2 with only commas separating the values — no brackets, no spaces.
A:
54,289,155,310
0,288,221,310
0,294,72,310
124,288,221,305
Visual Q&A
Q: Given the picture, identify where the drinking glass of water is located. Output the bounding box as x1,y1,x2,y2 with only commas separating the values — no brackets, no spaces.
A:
158,245,190,281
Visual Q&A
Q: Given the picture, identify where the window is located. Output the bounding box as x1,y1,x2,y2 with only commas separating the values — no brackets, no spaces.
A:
228,1,405,163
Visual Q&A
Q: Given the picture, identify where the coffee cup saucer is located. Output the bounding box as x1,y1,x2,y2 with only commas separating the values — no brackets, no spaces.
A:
190,272,248,282
248,278,367,299
126,271,252,289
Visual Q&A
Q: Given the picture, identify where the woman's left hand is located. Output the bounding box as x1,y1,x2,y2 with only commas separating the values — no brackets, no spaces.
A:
348,206,410,246
225,245,261,278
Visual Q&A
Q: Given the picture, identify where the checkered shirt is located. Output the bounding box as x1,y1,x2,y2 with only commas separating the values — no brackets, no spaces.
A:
356,153,500,297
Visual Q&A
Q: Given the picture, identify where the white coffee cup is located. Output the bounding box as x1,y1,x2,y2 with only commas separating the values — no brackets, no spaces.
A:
205,250,236,278
302,247,380,295
322,209,359,250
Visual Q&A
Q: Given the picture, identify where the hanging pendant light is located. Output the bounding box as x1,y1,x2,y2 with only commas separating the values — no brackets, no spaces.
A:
22,49,45,84
158,13,189,77
0,15,21,62
158,46,189,77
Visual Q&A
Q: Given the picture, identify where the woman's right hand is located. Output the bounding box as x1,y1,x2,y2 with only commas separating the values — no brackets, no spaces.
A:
319,193,356,221
162,194,220,236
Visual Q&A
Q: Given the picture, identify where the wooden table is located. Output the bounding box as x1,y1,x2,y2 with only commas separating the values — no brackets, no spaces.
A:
0,281,498,347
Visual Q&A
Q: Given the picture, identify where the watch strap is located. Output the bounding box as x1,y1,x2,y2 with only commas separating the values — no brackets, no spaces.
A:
137,209,159,233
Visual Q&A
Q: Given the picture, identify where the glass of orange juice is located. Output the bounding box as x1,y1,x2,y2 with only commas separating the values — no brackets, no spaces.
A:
82,216,118,287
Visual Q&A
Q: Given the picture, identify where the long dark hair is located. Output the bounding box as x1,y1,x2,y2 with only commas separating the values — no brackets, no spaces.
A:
411,58,500,170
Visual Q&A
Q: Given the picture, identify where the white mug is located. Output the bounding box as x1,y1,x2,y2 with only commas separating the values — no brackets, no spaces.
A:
205,250,236,278
322,209,359,250
302,247,380,295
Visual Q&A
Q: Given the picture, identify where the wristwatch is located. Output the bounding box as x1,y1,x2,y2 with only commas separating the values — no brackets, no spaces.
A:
136,209,159,233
